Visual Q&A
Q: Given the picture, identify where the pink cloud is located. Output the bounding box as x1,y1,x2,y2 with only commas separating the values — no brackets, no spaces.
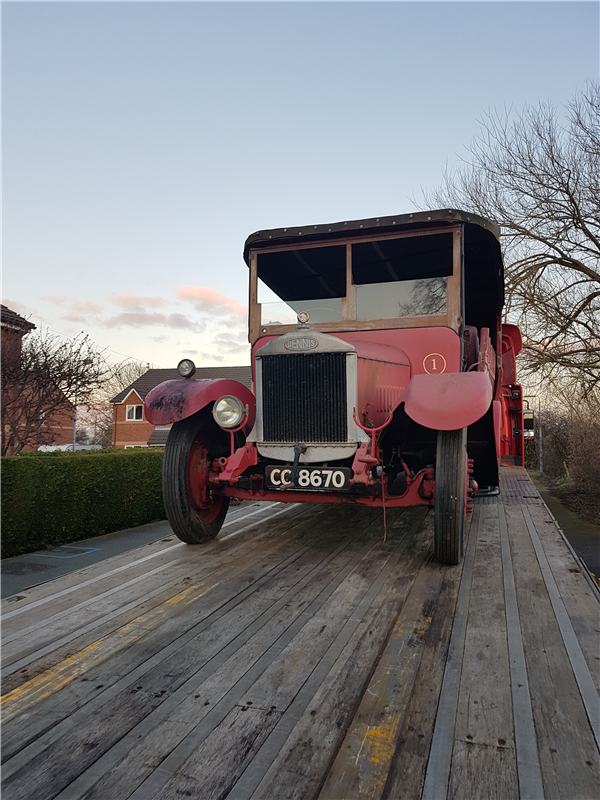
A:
108,293,165,310
177,285,247,317
103,312,199,330
41,296,103,316
71,300,103,314
62,315,88,323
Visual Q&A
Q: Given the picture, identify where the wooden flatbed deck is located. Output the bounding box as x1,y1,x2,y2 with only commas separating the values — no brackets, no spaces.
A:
2,467,599,800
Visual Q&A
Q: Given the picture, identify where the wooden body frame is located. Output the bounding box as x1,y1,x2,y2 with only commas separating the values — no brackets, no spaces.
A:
248,226,462,344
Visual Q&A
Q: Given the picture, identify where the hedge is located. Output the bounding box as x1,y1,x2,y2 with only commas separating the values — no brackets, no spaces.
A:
1,449,165,558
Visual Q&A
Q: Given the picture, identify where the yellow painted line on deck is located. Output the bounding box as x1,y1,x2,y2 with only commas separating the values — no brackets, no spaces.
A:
1,582,214,723
320,616,432,800
355,623,428,795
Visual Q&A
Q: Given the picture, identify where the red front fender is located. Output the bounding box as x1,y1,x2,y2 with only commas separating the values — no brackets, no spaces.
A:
403,372,492,431
145,378,256,429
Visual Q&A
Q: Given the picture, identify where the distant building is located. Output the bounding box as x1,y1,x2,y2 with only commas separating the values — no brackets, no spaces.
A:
1,304,36,350
1,305,74,454
110,366,252,449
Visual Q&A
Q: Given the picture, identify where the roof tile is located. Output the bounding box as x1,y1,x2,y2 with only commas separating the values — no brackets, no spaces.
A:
111,366,252,404
1,304,36,332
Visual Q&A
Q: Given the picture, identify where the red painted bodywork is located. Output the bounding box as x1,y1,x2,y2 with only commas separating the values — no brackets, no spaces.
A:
212,466,435,508
498,323,525,466
145,378,256,431
253,326,463,429
403,371,493,431
147,321,524,504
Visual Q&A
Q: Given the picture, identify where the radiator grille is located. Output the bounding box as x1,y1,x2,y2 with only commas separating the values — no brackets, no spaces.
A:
261,352,348,443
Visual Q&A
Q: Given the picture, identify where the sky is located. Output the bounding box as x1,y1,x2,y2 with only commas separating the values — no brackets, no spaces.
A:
2,1,599,369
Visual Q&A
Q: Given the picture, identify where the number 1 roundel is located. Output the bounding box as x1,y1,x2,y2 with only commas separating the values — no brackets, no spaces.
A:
423,353,447,374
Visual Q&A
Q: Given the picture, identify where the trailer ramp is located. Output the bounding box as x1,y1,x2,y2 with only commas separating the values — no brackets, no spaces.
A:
1,468,598,799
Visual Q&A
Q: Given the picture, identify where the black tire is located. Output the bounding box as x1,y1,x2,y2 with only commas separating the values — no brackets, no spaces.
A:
434,428,467,565
163,412,230,544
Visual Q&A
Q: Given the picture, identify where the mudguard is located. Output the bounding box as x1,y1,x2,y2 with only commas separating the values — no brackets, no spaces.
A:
145,378,256,429
403,372,493,431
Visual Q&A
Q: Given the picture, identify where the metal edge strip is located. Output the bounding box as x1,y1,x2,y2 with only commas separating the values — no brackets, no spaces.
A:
521,503,600,751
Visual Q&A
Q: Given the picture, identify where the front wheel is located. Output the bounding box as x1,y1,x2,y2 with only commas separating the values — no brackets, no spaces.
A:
163,412,230,543
434,428,467,565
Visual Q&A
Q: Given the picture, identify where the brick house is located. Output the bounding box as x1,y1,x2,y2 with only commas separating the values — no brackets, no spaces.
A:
1,304,74,453
110,366,252,449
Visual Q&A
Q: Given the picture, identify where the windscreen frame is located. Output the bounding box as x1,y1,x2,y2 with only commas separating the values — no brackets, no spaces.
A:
248,225,462,344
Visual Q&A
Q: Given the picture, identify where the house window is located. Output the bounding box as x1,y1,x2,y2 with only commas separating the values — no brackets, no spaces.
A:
126,404,144,421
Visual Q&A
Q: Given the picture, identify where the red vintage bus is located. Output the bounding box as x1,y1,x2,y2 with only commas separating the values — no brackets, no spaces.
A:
146,209,524,564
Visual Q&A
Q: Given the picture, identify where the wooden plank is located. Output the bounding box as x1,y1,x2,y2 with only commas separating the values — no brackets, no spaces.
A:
2,506,386,798
498,503,544,800
448,741,519,800
2,506,362,768
124,512,421,800
60,520,378,800
233,510,432,800
1,508,298,635
525,501,600,695
157,705,283,800
504,503,600,799
55,519,372,800
420,505,481,800
2,504,318,683
521,503,600,750
380,539,464,800
1,502,302,637
2,510,320,716
1,540,186,631
318,553,444,800
71,548,362,800
447,502,519,800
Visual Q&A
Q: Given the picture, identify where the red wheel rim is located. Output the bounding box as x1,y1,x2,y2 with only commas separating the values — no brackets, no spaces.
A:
187,437,223,525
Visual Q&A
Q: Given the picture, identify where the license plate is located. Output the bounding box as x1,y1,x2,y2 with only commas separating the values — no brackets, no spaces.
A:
265,465,352,491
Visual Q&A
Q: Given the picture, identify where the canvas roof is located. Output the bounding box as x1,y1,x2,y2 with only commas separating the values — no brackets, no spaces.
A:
243,209,501,264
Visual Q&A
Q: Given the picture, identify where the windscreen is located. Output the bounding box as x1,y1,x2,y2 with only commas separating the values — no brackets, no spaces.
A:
352,233,453,320
257,244,346,325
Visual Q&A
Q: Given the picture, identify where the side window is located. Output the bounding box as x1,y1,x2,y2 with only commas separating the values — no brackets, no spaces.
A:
126,404,144,421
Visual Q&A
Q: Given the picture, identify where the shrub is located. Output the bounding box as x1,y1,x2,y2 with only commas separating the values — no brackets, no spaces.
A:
526,410,600,524
1,449,165,558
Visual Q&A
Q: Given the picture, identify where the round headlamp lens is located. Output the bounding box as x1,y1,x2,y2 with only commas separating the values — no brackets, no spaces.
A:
177,359,196,378
212,395,245,429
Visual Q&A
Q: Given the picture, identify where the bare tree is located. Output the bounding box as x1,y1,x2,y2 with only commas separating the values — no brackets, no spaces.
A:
1,331,109,455
423,82,600,397
82,358,149,447
103,359,149,401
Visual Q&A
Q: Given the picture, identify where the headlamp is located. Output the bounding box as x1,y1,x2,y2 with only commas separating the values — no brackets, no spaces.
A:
177,359,196,378
212,395,246,429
